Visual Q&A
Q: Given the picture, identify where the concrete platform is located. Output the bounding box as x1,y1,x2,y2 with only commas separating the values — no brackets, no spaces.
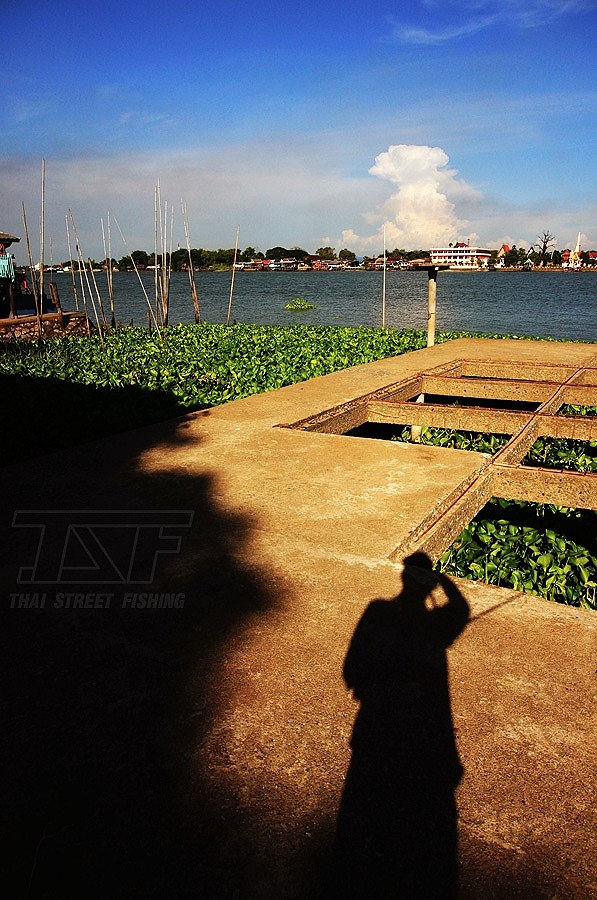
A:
2,338,596,899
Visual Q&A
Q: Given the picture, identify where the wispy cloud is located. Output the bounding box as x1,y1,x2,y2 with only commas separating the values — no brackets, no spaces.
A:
399,15,498,46
10,96,52,124
393,0,589,45
116,110,178,131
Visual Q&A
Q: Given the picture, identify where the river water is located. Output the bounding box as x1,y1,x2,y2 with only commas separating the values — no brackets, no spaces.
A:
54,270,597,342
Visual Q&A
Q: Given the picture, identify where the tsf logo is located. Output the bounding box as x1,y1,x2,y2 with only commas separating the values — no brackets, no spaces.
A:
13,510,194,585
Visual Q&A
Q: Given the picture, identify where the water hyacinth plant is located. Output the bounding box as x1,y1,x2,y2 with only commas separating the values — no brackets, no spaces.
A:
437,499,597,611
284,297,316,310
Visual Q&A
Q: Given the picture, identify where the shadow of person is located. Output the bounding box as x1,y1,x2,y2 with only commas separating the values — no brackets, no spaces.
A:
330,552,470,899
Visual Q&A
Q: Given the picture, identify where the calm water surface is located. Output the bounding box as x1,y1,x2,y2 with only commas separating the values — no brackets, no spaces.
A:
55,270,596,342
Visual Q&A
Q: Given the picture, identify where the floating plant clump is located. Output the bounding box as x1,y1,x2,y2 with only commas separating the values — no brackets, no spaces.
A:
284,297,316,310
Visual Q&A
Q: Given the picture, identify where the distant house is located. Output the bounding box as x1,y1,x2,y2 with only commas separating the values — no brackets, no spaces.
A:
495,244,510,267
429,242,491,269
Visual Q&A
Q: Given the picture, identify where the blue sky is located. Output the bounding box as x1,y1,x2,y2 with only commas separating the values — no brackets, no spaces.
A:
2,0,595,262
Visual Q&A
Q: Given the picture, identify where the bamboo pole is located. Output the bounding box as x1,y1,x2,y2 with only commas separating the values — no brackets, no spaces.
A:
75,247,91,335
77,255,91,336
22,202,42,337
226,225,240,325
154,184,160,325
69,213,91,336
49,281,64,327
68,210,103,343
161,203,173,327
39,159,45,320
182,200,200,323
102,216,116,327
65,214,80,310
382,224,387,328
160,199,171,326
113,215,159,330
88,257,108,329
161,198,166,324
166,203,174,324
107,213,115,326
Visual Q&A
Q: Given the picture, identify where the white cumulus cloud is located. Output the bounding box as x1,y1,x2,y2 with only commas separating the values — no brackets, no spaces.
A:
342,144,482,252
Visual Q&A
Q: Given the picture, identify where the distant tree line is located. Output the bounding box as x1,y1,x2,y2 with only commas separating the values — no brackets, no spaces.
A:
57,231,592,272
66,244,432,272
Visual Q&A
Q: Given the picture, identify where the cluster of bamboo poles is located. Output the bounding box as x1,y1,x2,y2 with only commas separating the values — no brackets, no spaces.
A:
20,163,206,341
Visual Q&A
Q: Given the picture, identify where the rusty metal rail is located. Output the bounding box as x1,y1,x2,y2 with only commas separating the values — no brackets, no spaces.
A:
283,354,597,560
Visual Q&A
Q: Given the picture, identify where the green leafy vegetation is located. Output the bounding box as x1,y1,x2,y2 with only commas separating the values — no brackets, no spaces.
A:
525,437,596,472
0,323,439,464
284,297,317,310
437,498,597,611
559,404,597,417
385,423,596,609
390,426,509,455
2,323,523,464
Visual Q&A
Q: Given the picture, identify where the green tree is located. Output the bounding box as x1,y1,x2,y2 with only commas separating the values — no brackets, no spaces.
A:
201,249,218,268
128,249,150,269
338,248,357,264
214,248,236,266
170,248,187,271
240,246,261,262
266,246,290,260
316,246,335,260
289,246,310,261
504,246,519,267
191,248,207,269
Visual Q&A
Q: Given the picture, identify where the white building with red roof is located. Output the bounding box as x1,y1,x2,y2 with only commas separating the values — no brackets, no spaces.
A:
429,241,491,269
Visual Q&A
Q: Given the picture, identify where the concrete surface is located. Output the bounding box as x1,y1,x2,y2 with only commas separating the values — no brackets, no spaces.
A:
2,337,596,899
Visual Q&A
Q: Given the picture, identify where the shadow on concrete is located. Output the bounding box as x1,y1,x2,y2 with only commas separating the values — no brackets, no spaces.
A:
328,553,470,899
0,371,200,466
1,383,279,899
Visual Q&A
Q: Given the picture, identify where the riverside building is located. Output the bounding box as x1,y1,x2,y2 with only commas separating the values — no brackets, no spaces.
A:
429,242,491,269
